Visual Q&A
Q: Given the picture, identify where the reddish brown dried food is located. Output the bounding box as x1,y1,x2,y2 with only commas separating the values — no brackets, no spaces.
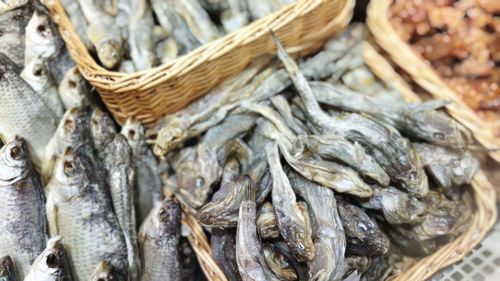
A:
390,0,500,135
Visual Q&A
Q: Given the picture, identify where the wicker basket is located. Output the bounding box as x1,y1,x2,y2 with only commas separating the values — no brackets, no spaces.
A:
174,43,497,281
366,0,500,162
42,0,354,127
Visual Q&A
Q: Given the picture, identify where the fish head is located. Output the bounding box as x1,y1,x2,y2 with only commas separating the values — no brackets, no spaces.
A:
60,67,90,108
96,39,123,69
153,197,182,238
59,107,88,142
0,256,15,279
339,201,390,256
176,144,221,208
50,147,91,200
418,192,468,238
400,149,429,198
25,11,58,56
155,118,189,155
290,229,316,261
0,137,30,183
91,107,117,149
382,186,427,224
31,236,69,278
21,58,50,91
407,109,467,148
449,153,479,186
88,261,118,281
121,118,146,150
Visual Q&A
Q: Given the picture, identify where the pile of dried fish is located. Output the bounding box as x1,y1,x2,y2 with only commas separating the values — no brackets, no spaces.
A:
156,24,478,280
59,0,296,71
0,1,205,281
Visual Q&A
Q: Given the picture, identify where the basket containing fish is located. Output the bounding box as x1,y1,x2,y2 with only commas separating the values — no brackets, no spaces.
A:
41,0,354,126
366,0,500,162
153,24,497,281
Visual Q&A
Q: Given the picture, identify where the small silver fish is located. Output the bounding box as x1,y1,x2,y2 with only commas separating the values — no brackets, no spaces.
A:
0,137,47,280
58,67,93,110
24,10,61,64
139,196,182,281
121,119,163,224
90,107,117,160
45,148,128,281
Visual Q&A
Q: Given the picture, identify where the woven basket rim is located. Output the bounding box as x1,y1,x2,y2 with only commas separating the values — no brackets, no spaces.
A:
44,0,341,92
366,0,500,162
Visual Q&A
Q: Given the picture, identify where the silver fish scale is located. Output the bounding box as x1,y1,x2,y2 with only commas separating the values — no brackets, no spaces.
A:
0,175,47,280
53,186,127,281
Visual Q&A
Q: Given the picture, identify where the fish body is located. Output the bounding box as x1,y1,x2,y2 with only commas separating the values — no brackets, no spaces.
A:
236,183,279,281
128,0,156,70
267,142,315,262
139,197,182,281
0,256,16,281
0,53,57,170
103,135,140,281
21,57,65,120
78,0,123,68
121,119,163,224
45,149,128,281
0,138,47,280
23,236,73,281
414,143,478,188
0,1,33,66
289,173,346,280
211,229,241,281
60,0,94,51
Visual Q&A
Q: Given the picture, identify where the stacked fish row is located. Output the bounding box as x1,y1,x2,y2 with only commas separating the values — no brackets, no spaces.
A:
0,1,204,281
155,24,479,281
60,0,296,71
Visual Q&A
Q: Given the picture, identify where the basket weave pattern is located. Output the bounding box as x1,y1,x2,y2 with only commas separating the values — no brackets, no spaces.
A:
43,0,353,126
366,0,500,162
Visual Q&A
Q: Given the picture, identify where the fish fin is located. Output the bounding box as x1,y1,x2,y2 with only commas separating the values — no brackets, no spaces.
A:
46,193,59,237
242,175,256,202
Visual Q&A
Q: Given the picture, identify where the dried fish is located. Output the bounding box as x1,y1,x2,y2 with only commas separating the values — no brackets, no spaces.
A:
23,236,72,281
0,256,16,281
139,196,182,281
58,67,93,109
60,0,94,51
414,143,478,188
257,202,280,240
236,180,279,281
103,135,140,281
211,229,241,281
0,137,47,280
45,148,128,281
128,0,156,70
360,186,427,225
0,1,33,66
289,172,346,280
262,243,298,281
337,200,390,256
78,0,124,68
267,142,315,262
0,53,57,170
121,119,163,224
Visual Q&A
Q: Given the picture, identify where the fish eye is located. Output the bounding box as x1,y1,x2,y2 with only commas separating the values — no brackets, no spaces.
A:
195,177,205,188
97,278,105,281
357,222,368,232
434,132,445,140
10,146,20,159
46,253,59,268
409,171,418,182
63,161,74,176
37,24,47,34
297,243,305,250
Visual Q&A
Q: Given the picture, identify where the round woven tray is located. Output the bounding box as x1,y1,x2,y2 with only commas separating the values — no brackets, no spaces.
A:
177,42,497,281
42,0,354,127
366,0,500,162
